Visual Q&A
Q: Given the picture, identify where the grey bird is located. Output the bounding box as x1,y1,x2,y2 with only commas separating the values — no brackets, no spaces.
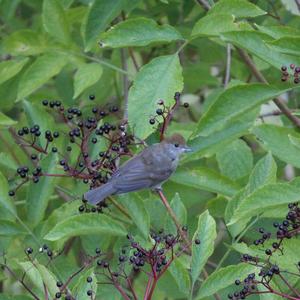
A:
84,133,191,205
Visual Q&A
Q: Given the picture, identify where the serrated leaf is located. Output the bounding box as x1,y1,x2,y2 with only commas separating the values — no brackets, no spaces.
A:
191,210,216,288
0,112,17,127
168,258,190,295
228,182,300,225
0,57,29,85
119,193,150,239
196,83,291,136
253,124,300,168
216,139,253,180
17,53,67,100
44,214,126,241
42,0,71,44
221,31,300,70
100,17,183,48
83,0,125,51
26,153,57,227
128,54,183,139
192,14,238,38
208,0,266,18
171,167,240,197
196,263,258,299
73,63,103,98
187,107,259,158
164,193,187,235
225,153,277,237
2,29,46,56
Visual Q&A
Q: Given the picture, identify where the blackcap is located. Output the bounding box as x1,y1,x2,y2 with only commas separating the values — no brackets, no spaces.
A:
84,133,191,205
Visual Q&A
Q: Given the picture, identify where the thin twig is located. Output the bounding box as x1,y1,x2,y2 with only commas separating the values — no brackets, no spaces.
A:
128,48,140,72
195,0,211,11
295,0,300,12
236,47,300,128
224,43,231,87
121,48,129,122
157,190,191,252
108,196,131,220
2,264,40,300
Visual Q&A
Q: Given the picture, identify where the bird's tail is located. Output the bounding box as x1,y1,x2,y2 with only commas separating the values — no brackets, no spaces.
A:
84,182,116,205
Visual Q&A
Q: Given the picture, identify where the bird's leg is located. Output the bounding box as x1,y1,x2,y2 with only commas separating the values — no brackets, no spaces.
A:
152,185,162,192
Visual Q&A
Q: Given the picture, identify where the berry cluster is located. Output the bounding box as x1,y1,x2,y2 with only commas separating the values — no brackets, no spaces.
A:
1,227,196,300
148,92,189,140
9,95,135,201
281,64,300,84
230,203,300,300
10,93,183,203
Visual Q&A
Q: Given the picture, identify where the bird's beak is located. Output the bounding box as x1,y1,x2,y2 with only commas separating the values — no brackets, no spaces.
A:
183,146,193,153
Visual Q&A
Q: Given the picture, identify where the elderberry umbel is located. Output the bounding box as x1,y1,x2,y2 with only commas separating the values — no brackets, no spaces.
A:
234,202,300,299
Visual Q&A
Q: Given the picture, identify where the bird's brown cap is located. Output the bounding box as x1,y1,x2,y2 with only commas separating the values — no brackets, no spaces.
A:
163,133,187,145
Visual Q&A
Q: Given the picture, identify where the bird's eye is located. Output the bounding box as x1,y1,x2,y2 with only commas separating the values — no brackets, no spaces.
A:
174,143,179,148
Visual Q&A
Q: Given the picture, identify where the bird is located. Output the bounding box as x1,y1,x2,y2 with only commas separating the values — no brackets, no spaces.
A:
84,133,191,205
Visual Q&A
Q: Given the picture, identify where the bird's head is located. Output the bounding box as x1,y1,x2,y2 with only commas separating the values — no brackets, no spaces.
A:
162,133,192,155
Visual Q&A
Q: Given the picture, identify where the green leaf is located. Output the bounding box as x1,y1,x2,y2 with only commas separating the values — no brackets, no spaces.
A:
187,107,259,158
196,263,258,299
128,54,183,139
269,37,300,57
72,268,97,300
44,214,126,241
191,210,216,288
26,153,57,227
0,112,17,127
100,17,183,48
42,0,71,44
0,57,29,85
208,0,266,18
19,261,58,299
17,53,67,100
168,258,190,295
0,170,16,216
165,193,187,235
119,193,150,239
216,139,253,180
0,220,26,236
0,152,19,171
253,124,300,168
191,14,239,38
2,29,46,56
225,153,277,237
19,261,45,299
228,182,300,225
247,152,277,192
83,0,125,51
35,264,58,298
73,63,103,98
221,31,300,70
196,83,291,136
23,100,51,148
257,25,300,39
171,167,240,197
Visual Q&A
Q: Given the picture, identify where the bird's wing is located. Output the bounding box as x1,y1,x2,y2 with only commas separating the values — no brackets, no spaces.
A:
111,155,154,192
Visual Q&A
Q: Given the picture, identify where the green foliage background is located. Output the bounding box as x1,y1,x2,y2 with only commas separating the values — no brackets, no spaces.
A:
1,0,300,299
